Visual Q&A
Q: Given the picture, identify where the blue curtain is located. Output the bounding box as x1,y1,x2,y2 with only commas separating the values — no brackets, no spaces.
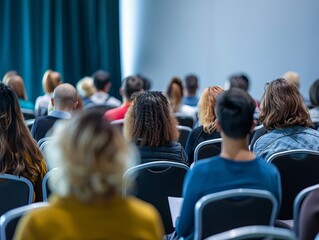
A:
0,0,121,102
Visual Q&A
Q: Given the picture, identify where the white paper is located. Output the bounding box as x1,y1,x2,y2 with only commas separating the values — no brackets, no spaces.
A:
168,196,184,227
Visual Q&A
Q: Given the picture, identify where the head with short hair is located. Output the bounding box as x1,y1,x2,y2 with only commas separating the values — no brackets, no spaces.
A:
198,86,224,134
122,76,144,101
136,74,152,91
2,70,18,84
45,110,134,201
309,79,319,107
165,77,184,112
216,88,255,138
76,76,95,98
0,83,46,183
52,83,78,111
229,74,250,91
5,75,28,100
92,70,111,91
42,70,62,94
259,78,311,130
282,71,300,89
124,91,179,147
185,74,199,95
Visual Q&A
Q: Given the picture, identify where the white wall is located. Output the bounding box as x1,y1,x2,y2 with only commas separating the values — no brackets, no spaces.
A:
120,0,319,100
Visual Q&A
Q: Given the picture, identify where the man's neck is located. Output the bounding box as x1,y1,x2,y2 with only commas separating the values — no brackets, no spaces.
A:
220,135,255,161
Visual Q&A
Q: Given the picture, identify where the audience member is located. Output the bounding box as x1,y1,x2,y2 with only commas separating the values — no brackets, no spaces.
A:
136,73,152,91
309,79,319,124
35,70,62,116
5,74,34,110
124,91,188,165
166,77,197,119
104,76,143,121
175,88,281,240
2,70,18,83
14,110,164,239
76,76,95,105
253,78,319,160
31,83,78,142
89,70,121,107
185,86,223,165
182,74,199,107
0,83,47,202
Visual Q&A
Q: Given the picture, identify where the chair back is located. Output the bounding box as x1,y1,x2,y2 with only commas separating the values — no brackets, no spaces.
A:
175,113,194,128
42,168,59,201
194,188,278,240
110,119,124,132
205,225,296,240
0,202,49,240
267,149,319,220
21,108,35,120
123,161,189,234
194,138,222,162
25,119,35,131
0,174,34,217
177,125,192,148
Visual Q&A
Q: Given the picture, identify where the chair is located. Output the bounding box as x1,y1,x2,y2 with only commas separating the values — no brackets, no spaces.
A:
194,188,278,240
24,119,35,131
110,119,124,132
123,161,189,235
267,149,319,220
0,202,49,240
42,168,59,201
177,125,192,148
21,108,35,120
193,138,222,162
0,174,34,217
37,136,56,148
205,225,297,240
175,113,194,129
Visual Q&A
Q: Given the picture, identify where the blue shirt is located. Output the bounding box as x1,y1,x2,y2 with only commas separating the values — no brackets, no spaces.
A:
182,96,199,107
175,156,281,240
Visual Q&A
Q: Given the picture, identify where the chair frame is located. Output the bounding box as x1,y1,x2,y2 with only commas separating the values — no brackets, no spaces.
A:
42,168,59,201
177,125,192,148
194,188,278,240
193,138,223,162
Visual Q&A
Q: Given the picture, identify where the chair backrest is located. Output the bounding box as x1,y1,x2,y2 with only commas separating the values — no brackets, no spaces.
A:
24,119,35,131
194,188,278,240
194,138,222,162
267,149,319,220
123,161,189,234
110,119,124,132
0,174,34,217
0,202,49,240
293,183,319,236
37,136,56,148
21,108,35,120
42,168,59,202
175,113,194,128
177,125,192,148
205,225,297,240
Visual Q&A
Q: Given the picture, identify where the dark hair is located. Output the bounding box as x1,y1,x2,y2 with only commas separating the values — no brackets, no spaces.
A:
229,74,250,91
123,76,144,101
260,78,312,130
166,77,184,112
309,79,319,107
92,70,111,90
124,91,179,146
136,74,152,91
216,88,255,138
185,74,199,94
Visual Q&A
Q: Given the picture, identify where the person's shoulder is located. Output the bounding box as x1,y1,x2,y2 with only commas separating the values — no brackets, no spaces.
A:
125,197,161,219
192,156,221,171
255,156,279,173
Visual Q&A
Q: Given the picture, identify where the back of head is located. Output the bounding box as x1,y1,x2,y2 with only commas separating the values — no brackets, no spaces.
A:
198,86,224,134
259,78,311,130
76,76,95,98
92,70,111,91
282,71,300,89
166,77,184,112
46,110,132,201
122,76,144,101
53,83,78,110
185,74,199,95
309,79,319,107
124,91,179,146
42,70,62,93
136,74,152,91
229,74,250,91
2,70,18,84
5,75,28,100
216,88,255,138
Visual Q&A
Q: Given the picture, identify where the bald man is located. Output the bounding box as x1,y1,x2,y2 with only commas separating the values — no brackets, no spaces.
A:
31,83,78,142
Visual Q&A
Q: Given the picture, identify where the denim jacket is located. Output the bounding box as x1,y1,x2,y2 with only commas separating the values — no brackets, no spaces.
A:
253,126,319,160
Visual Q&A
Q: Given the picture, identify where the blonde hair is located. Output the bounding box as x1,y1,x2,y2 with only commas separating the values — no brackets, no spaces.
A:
42,70,62,93
45,110,137,202
198,86,224,134
76,76,95,98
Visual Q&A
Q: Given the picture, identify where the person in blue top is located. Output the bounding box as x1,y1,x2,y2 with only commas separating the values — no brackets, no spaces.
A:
175,88,282,240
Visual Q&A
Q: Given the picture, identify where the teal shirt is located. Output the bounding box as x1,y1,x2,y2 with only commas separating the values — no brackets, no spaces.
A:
19,98,35,110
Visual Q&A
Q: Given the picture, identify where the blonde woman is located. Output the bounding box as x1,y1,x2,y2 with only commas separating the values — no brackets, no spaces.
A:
14,110,164,240
185,86,224,165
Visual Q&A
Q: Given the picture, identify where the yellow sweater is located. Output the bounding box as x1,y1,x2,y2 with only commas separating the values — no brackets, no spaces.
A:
14,195,164,240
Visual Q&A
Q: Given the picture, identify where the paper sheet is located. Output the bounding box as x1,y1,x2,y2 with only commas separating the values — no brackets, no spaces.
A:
168,196,184,227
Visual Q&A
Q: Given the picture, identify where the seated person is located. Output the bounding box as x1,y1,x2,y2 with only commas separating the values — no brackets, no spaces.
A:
124,91,188,165
182,74,199,107
175,88,281,240
185,86,223,165
14,110,164,239
253,78,319,160
309,79,319,125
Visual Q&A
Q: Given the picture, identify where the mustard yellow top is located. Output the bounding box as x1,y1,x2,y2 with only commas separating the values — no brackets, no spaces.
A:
14,195,164,240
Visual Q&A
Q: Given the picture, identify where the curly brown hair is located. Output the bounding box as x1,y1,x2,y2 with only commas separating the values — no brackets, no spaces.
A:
198,86,224,134
124,91,179,147
259,78,312,130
